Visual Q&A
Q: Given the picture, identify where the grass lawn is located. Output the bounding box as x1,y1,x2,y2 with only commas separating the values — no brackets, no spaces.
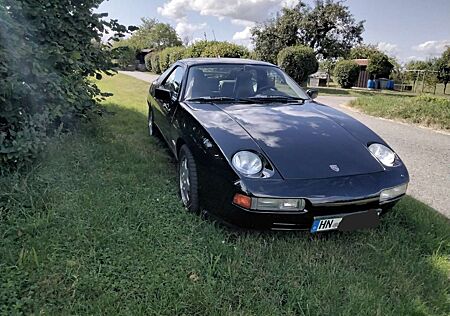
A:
1,74,449,315
348,95,450,131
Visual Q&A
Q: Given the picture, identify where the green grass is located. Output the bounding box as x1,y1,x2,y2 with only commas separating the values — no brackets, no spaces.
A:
348,94,450,131
313,86,418,97
313,83,450,98
1,74,449,315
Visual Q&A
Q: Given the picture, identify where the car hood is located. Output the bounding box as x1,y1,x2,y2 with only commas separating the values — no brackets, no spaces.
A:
216,102,385,180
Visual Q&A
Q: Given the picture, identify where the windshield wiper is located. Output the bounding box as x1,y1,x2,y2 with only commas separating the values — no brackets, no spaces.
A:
185,96,252,103
245,96,307,104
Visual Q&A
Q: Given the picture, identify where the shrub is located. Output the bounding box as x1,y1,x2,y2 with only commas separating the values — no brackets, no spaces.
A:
151,53,161,74
144,52,152,71
159,46,186,72
367,52,394,79
184,40,217,58
333,60,360,88
168,47,186,65
112,46,136,69
277,46,318,84
200,42,249,58
0,0,130,171
145,52,161,73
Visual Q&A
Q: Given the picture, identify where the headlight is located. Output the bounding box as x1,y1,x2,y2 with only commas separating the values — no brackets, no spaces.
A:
232,151,263,176
368,143,396,167
380,183,408,203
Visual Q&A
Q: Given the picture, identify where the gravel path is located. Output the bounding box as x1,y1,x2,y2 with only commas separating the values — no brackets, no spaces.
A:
119,71,159,83
316,96,450,218
119,72,449,218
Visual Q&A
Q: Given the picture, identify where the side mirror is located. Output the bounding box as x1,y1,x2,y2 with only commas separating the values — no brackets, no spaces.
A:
154,87,172,102
306,89,318,100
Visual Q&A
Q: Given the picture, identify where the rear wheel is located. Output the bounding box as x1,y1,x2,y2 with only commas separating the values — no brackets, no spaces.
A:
148,106,154,137
178,145,199,213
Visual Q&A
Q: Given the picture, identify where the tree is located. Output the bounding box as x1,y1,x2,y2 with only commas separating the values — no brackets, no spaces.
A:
437,46,450,94
349,44,380,59
367,52,394,79
277,46,318,84
252,0,364,63
123,18,182,51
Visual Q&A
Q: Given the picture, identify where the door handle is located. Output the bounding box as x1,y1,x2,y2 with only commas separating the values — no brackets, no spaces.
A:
162,103,170,112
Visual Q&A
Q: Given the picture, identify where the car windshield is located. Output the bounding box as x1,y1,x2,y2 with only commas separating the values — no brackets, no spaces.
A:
183,64,309,102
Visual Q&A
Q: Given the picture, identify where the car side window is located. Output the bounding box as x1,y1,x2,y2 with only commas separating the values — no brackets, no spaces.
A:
162,66,185,98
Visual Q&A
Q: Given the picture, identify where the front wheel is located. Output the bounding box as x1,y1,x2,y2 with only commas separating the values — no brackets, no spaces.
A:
178,145,199,214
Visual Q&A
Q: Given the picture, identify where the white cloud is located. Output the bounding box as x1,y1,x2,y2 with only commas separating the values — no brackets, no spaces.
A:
405,55,425,62
412,40,450,57
231,19,256,27
158,0,298,23
232,26,253,41
377,42,399,56
175,19,206,40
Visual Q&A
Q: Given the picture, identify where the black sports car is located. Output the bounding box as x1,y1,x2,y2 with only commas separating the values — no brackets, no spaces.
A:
147,58,409,232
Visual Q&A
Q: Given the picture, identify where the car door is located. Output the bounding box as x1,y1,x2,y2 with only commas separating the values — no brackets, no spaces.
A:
155,65,186,152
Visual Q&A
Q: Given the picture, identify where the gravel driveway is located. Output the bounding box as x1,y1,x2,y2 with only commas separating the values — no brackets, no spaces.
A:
120,71,449,218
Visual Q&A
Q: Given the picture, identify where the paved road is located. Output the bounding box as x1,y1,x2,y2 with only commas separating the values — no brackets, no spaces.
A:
316,96,450,218
120,71,450,218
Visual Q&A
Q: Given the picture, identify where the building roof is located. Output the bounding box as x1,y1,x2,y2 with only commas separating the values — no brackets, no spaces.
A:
309,71,328,79
354,59,369,66
178,58,275,67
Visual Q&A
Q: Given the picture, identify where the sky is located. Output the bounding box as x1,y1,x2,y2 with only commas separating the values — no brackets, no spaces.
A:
97,0,450,63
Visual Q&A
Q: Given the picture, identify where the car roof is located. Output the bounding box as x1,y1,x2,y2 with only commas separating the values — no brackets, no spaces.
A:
178,58,276,67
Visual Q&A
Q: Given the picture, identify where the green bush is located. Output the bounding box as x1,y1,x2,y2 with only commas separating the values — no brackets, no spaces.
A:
277,46,318,84
159,46,186,72
151,53,161,74
145,52,161,73
112,46,136,69
200,42,249,58
0,0,130,171
184,40,217,58
333,60,360,88
144,52,152,71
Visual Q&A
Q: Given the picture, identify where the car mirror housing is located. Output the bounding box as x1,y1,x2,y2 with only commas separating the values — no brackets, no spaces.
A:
155,87,172,102
306,89,318,100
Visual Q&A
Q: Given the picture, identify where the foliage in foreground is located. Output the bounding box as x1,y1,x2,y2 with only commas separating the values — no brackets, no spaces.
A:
278,45,318,84
1,74,449,315
0,0,130,170
350,94,450,130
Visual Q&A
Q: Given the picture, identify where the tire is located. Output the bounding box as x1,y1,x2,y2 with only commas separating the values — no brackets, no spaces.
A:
178,145,200,214
148,105,155,137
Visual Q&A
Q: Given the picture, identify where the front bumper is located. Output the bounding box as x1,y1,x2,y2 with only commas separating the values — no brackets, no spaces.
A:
205,170,409,230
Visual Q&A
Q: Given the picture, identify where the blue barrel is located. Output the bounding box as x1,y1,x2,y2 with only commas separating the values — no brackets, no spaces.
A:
367,79,375,89
388,80,395,90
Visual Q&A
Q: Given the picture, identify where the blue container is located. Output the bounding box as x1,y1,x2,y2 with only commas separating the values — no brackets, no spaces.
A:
367,79,375,89
388,80,395,90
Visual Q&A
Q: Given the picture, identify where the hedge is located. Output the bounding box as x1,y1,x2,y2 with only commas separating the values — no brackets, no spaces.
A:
200,42,249,58
334,60,360,88
145,52,161,74
277,46,318,84
159,46,186,72
0,0,130,171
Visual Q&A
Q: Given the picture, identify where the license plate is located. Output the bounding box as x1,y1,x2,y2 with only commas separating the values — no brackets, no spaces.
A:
311,217,343,232
311,210,380,233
